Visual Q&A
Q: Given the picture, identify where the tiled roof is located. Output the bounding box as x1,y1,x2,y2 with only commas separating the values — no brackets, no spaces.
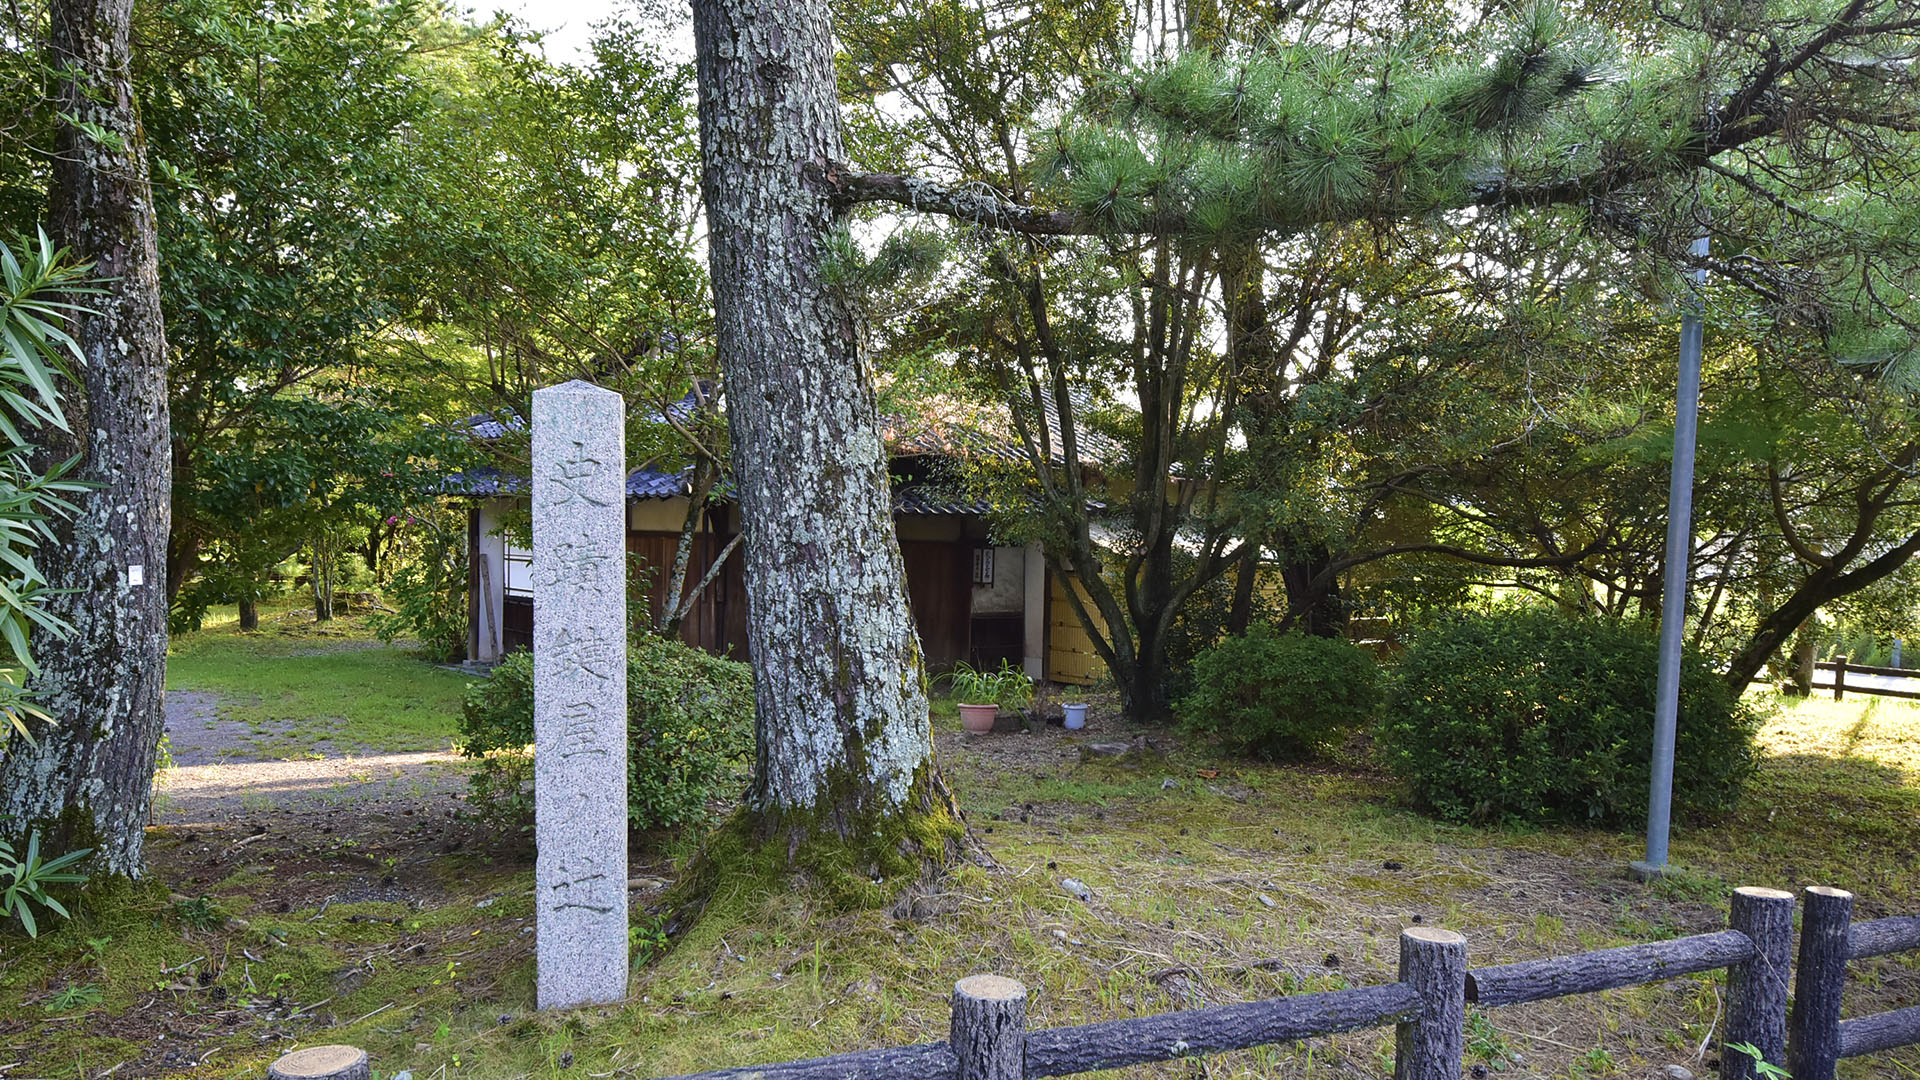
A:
452,385,1121,511
893,483,993,516
443,462,693,500
882,389,1122,467
628,465,691,499
442,465,523,497
461,414,522,441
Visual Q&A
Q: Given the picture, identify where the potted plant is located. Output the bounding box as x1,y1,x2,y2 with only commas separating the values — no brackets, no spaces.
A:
943,660,1033,734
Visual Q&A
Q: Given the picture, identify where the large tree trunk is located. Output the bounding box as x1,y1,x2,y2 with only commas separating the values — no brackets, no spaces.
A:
1281,542,1346,637
1226,547,1259,638
689,0,954,870
1723,527,1920,695
0,0,171,877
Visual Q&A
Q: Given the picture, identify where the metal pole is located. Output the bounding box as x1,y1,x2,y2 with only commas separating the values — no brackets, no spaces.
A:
1634,234,1709,881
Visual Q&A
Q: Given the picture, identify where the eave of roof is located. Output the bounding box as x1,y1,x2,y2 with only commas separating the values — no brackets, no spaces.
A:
450,387,1125,506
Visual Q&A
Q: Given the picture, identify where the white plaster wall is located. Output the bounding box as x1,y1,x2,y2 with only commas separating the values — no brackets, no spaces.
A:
630,497,697,532
1023,542,1046,680
971,545,1025,614
471,500,511,662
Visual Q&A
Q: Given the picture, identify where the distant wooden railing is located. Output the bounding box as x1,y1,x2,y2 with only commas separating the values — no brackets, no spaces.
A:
1815,656,1920,701
651,887,1919,1080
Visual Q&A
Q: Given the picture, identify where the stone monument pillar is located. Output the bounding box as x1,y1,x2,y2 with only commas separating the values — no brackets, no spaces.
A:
532,380,628,1009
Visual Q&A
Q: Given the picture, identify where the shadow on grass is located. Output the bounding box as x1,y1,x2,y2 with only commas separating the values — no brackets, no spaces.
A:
1679,749,1919,910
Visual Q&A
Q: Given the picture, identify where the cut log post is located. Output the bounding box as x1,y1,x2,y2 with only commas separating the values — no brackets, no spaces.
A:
1833,655,1848,700
268,1046,370,1080
1723,887,1795,1080
1395,928,1466,1080
1789,886,1855,1080
952,975,1027,1080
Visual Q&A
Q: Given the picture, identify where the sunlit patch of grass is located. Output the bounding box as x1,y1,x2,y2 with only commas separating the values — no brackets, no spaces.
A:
1670,690,1920,908
166,611,472,756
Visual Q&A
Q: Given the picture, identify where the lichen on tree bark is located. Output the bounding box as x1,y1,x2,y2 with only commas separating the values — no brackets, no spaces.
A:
689,0,956,868
0,0,172,877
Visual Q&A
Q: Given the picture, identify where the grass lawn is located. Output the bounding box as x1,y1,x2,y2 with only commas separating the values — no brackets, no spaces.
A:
164,601,474,756
3,641,1918,1080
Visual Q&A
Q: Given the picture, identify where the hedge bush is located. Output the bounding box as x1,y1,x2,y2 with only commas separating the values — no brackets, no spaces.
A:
459,636,754,833
1177,626,1382,759
1379,609,1763,826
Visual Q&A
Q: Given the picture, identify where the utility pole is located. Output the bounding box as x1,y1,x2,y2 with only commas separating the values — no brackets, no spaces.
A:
1633,234,1709,882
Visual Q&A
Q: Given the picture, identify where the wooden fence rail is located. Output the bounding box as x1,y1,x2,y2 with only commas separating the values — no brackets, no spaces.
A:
651,886,1920,1080
1814,656,1920,701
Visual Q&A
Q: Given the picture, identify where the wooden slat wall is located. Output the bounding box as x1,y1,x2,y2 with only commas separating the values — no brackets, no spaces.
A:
627,530,749,658
1048,572,1106,685
621,530,972,669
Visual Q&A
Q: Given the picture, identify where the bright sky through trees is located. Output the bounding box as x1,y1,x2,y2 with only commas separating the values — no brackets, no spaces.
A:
494,0,693,64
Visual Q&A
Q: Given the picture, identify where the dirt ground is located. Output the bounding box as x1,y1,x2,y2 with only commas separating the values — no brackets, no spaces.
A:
156,690,469,824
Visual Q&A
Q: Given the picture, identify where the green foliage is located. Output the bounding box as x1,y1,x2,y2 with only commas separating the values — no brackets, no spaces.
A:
42,983,102,1012
1177,627,1380,760
166,894,225,932
106,0,496,619
629,913,672,967
0,232,93,743
460,638,755,834
1379,609,1763,826
459,651,538,828
369,511,469,662
939,660,1034,709
398,8,711,423
1160,552,1285,700
1726,1042,1789,1080
1033,4,1610,234
0,829,91,937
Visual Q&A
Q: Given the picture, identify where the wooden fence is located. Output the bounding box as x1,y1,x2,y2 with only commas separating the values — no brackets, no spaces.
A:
1815,655,1920,701
651,886,1920,1080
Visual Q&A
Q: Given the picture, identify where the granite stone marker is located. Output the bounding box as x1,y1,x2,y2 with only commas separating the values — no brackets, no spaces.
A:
533,380,628,1009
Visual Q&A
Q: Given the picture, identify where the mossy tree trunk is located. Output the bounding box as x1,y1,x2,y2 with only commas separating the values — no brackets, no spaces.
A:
688,0,954,872
0,0,172,877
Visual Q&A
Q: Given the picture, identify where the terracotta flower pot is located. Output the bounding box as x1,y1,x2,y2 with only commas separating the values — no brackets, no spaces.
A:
958,703,998,734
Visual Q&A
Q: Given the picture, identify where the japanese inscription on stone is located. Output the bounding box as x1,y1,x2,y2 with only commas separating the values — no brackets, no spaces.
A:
532,380,628,1009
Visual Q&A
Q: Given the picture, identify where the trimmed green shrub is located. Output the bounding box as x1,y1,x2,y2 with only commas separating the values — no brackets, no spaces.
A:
459,636,754,833
1379,609,1763,826
1177,626,1382,759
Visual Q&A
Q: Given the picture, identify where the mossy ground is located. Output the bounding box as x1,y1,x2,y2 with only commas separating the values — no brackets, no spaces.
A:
4,629,1918,1080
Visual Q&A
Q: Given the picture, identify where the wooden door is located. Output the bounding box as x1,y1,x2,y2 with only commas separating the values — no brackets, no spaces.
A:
899,540,970,671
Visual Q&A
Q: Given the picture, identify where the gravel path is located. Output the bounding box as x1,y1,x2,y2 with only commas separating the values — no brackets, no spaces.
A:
156,688,469,825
